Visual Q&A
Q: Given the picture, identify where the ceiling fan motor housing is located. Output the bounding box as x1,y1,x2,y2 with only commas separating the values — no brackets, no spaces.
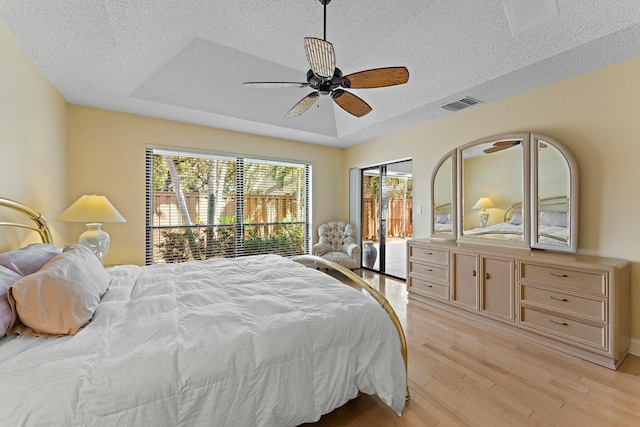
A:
306,68,343,95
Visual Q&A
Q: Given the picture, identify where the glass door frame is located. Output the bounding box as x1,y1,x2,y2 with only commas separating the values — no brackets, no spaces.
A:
357,158,412,280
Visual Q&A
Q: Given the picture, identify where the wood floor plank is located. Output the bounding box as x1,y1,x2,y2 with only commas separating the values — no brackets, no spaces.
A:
306,270,640,426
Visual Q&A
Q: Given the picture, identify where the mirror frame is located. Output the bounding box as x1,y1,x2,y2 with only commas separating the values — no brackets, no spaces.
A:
430,149,457,239
530,134,579,252
430,133,578,253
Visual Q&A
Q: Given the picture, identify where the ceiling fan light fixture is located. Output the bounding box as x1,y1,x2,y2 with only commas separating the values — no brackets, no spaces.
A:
304,37,336,80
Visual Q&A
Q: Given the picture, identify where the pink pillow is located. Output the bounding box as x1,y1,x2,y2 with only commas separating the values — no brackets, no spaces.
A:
0,243,62,276
0,266,23,336
7,244,111,337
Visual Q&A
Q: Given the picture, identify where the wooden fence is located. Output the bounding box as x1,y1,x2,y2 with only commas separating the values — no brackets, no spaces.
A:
362,198,413,240
153,192,412,240
153,192,299,233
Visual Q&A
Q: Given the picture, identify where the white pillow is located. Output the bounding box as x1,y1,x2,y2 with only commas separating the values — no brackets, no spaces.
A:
0,243,62,276
539,211,567,227
435,213,451,224
6,244,111,337
509,211,522,225
0,266,23,336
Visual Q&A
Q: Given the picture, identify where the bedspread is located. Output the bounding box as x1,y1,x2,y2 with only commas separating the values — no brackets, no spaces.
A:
0,254,406,426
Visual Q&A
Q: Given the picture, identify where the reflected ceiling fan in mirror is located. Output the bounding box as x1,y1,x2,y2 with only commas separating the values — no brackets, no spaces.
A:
242,0,409,118
483,140,521,154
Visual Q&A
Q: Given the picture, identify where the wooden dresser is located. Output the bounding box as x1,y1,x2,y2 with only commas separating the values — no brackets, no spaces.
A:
407,238,631,369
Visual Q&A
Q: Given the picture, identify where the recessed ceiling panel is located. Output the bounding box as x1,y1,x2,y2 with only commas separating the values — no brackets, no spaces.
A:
132,37,338,137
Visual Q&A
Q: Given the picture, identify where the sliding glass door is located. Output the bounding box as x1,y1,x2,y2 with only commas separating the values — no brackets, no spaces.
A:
360,160,412,279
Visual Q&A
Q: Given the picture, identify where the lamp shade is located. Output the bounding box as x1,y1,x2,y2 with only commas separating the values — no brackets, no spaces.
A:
472,197,495,210
56,195,125,223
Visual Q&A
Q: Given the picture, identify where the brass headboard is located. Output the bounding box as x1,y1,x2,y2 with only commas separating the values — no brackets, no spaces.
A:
0,197,53,244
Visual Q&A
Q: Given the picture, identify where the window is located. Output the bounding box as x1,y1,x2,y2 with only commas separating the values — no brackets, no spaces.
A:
146,147,311,264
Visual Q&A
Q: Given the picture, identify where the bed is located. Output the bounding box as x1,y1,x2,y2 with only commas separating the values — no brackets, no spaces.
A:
433,202,452,233
463,196,569,245
0,197,408,426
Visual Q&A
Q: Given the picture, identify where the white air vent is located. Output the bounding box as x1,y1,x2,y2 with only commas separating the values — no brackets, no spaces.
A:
441,97,482,112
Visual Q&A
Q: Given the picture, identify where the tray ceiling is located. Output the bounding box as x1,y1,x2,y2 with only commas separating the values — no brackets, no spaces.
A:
2,0,640,147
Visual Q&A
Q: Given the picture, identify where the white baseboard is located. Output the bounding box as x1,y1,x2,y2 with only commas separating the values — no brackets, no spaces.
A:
629,338,640,356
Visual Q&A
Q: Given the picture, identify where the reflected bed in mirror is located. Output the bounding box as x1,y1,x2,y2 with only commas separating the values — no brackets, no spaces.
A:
460,134,528,246
434,202,452,233
463,196,570,245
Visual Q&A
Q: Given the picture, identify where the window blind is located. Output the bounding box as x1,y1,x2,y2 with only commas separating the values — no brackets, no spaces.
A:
146,148,311,264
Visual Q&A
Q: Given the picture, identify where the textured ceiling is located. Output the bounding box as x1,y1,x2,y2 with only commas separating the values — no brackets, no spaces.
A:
2,0,640,148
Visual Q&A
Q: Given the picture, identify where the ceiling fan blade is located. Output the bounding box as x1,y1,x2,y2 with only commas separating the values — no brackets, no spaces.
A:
341,66,409,89
285,92,319,118
304,37,335,80
331,89,372,117
483,141,519,154
242,82,309,89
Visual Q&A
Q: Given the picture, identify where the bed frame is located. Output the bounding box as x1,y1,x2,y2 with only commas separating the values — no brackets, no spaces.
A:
0,196,410,401
0,197,53,244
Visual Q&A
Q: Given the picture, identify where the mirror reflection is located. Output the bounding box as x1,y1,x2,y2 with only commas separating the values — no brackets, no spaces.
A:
461,137,526,242
432,154,453,235
429,133,578,252
534,138,571,247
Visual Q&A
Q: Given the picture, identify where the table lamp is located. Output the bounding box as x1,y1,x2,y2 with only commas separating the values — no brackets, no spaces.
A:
472,197,495,228
56,194,125,264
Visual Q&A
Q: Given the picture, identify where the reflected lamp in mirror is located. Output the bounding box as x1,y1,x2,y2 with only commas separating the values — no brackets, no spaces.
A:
472,197,495,228
56,195,125,265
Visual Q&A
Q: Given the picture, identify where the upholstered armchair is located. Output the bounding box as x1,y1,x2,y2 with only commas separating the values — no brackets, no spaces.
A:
312,221,361,270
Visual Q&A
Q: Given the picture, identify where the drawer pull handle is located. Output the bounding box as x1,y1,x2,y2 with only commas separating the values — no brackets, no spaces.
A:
550,319,568,326
472,270,477,277
550,296,568,302
485,273,490,280
424,268,433,272
426,285,433,288
424,252,433,255
550,272,569,278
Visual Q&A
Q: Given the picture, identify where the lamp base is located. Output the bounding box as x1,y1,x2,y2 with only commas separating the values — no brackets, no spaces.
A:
79,223,110,265
478,211,489,228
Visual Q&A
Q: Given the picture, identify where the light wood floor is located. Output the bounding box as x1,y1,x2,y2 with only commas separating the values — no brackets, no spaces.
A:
305,269,640,427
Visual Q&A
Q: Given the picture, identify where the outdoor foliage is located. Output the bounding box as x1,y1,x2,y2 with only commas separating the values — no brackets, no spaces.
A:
152,150,309,264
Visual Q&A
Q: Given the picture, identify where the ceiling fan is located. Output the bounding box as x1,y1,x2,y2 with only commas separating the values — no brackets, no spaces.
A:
483,140,521,154
242,0,409,118
483,140,547,154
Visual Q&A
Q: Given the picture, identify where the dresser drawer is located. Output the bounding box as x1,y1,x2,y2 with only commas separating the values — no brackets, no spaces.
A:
519,285,606,322
519,262,606,295
409,245,449,266
409,276,449,301
409,262,448,283
519,306,607,350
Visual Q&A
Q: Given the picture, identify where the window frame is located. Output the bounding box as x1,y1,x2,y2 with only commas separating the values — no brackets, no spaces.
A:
145,146,312,265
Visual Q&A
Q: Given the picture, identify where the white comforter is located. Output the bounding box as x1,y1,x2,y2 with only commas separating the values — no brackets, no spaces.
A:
0,255,406,426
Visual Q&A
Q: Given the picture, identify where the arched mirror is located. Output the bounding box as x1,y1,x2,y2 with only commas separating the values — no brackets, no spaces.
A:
531,134,578,251
430,133,578,253
459,134,529,247
431,151,456,238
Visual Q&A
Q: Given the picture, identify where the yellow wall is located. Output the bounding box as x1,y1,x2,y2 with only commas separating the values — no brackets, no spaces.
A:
4,14,640,343
345,55,640,340
0,22,67,249
65,106,346,266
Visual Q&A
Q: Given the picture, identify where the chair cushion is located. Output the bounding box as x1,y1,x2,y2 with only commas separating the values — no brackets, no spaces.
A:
317,221,357,252
320,251,357,270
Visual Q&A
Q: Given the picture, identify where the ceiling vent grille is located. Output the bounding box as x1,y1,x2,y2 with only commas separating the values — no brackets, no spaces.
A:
441,96,482,112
